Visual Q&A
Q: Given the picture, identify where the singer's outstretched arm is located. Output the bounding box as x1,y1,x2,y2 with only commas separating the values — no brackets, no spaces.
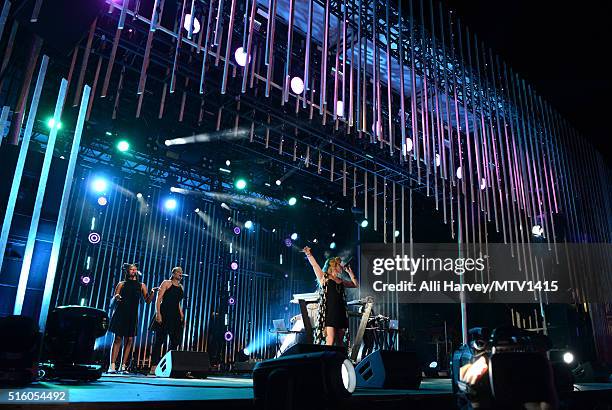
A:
303,246,325,285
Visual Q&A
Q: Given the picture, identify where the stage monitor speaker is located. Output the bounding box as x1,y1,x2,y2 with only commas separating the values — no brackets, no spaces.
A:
355,350,421,389
282,343,345,357
155,351,210,379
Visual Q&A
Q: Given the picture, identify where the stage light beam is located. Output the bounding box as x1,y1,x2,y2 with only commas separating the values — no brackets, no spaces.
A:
164,198,177,210
288,197,297,206
91,178,108,193
235,178,247,190
116,140,130,152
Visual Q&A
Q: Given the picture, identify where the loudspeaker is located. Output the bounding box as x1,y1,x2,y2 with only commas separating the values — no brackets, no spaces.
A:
355,350,421,389
282,343,345,357
155,351,210,379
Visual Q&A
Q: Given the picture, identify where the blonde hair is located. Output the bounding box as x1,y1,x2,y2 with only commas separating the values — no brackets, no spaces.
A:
322,257,342,275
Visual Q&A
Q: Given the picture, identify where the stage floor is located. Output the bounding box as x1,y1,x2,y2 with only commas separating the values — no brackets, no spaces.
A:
2,374,611,409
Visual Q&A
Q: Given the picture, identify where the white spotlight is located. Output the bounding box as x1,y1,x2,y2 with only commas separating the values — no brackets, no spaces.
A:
183,14,201,34
136,192,143,199
275,179,282,186
456,167,462,180
435,153,441,167
290,76,304,94
394,230,400,238
195,208,200,213
563,352,574,364
290,233,298,240
341,359,356,393
245,220,253,229
225,160,231,166
405,138,413,152
480,177,486,190
234,47,250,67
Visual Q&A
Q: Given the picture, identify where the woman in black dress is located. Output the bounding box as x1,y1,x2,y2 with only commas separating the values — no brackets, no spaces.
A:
150,266,185,374
108,263,155,373
302,247,359,346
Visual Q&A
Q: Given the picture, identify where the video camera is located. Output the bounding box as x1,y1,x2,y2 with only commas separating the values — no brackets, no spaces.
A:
451,326,556,408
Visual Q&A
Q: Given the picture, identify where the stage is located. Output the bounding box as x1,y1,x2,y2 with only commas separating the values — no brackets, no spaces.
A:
2,374,611,409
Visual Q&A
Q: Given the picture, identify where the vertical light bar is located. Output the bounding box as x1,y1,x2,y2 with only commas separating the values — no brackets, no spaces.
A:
265,0,277,97
384,0,393,154
0,105,9,146
14,78,68,315
303,0,313,108
187,0,196,39
72,19,96,107
200,0,215,93
221,0,237,94
320,0,330,114
397,0,406,160
0,56,48,277
0,0,10,41
39,84,91,330
283,0,294,103
241,0,257,93
170,0,187,94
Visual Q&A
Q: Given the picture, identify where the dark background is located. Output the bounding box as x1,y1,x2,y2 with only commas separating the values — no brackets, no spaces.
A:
442,0,611,163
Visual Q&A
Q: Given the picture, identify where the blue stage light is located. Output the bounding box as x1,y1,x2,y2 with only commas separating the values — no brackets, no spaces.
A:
164,198,177,210
91,178,108,193
330,242,336,249
244,220,253,229
288,197,297,206
360,219,368,228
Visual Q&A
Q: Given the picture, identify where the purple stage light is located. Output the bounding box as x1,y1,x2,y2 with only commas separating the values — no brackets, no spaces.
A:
284,238,292,247
230,261,238,270
224,331,234,342
233,226,241,235
228,296,236,305
79,275,92,286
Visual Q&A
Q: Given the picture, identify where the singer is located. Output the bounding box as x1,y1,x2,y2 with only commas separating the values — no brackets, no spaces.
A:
108,263,156,373
302,247,359,347
150,266,185,374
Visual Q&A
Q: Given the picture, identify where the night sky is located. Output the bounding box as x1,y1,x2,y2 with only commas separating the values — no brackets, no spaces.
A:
442,0,611,162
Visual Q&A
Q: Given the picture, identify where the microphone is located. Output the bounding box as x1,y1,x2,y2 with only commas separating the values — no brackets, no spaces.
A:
181,274,189,277
342,256,353,268
137,271,143,276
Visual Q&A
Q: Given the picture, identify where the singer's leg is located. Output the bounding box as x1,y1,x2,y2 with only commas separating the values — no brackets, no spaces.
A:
121,336,134,371
150,329,166,372
325,327,335,346
109,335,122,372
336,328,345,347
168,326,182,351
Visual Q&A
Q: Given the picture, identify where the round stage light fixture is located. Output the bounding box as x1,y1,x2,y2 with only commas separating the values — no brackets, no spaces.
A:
183,14,201,34
97,196,108,206
394,230,400,238
233,226,241,235
336,100,345,117
429,361,438,369
288,197,297,206
235,178,247,190
234,47,250,67
244,220,253,229
116,140,130,152
290,76,304,94
532,224,544,237
456,167,462,180
47,118,62,130
563,352,574,364
284,238,292,247
243,347,250,355
88,232,101,244
360,219,369,228
290,233,298,241
435,153,441,167
79,275,92,287
136,192,143,199
230,261,239,270
224,331,234,342
275,179,282,186
329,242,336,249
226,160,231,166
164,198,177,210
228,296,236,306
91,178,108,193
195,208,200,213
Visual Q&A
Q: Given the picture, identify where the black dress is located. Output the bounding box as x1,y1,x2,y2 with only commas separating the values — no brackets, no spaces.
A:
109,279,141,337
324,280,349,329
159,284,183,334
